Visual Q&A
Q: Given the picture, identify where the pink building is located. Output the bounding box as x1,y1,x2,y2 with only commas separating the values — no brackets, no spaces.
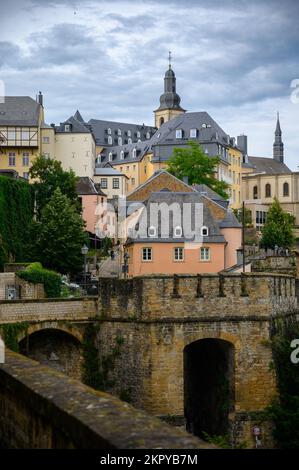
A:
124,189,242,277
76,177,107,234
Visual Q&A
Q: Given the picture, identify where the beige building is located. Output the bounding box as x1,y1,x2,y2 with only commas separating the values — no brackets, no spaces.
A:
241,115,299,236
54,111,96,178
93,166,129,199
0,93,55,180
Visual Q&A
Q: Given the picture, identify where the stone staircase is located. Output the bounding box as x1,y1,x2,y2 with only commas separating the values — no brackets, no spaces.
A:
97,252,121,278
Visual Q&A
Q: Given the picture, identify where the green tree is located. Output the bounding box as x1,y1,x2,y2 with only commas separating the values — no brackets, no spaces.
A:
30,155,79,218
32,188,87,275
166,141,229,199
233,207,252,226
260,198,295,249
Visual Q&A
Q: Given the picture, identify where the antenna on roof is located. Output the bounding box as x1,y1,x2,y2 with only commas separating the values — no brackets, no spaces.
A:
168,50,172,69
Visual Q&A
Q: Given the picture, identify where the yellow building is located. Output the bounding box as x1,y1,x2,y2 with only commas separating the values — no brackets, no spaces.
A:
0,93,55,179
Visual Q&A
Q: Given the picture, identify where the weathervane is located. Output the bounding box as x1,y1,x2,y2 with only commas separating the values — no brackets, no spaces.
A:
168,51,172,68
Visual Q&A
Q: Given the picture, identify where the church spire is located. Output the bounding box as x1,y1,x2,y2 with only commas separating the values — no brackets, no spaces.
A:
273,112,284,163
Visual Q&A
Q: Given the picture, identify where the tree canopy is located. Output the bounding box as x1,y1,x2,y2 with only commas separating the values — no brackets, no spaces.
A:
32,188,87,275
166,141,229,199
260,198,295,249
30,155,79,218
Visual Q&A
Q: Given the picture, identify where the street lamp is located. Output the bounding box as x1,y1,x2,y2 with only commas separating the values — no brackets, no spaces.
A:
81,244,89,294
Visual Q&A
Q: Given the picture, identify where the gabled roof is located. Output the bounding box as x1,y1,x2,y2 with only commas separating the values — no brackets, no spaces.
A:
76,177,106,196
247,156,291,175
0,96,41,126
55,113,92,134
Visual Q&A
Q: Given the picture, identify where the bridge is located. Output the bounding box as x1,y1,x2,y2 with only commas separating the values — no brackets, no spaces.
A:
0,272,298,448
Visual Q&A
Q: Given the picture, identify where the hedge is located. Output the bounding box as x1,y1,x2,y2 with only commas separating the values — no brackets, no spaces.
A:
0,176,34,268
17,262,61,298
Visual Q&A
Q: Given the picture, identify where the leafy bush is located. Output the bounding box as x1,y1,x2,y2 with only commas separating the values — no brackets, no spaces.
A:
18,262,61,298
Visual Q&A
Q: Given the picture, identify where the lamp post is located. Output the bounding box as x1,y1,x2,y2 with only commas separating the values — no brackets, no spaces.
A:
81,244,89,294
123,251,129,279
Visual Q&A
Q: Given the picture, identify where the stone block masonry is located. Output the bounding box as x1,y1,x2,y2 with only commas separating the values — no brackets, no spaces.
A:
0,350,212,449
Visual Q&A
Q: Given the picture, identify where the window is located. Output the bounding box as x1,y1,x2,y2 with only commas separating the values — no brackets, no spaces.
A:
128,138,132,144
22,153,29,166
137,131,140,138
107,128,111,135
9,153,15,166
176,129,183,139
127,130,131,137
118,129,121,136
256,211,267,227
142,247,152,261
190,128,197,138
108,152,112,162
174,226,182,237
200,247,210,261
64,124,71,132
160,117,164,126
133,165,136,171
126,166,129,171
201,226,209,237
131,178,135,186
148,226,157,237
108,136,112,145
43,136,50,143
120,150,124,160
101,178,108,189
174,247,184,261
146,132,150,139
265,183,271,198
112,178,119,189
283,182,289,197
8,130,16,140
253,185,258,199
118,137,122,146
132,148,137,158
23,172,29,179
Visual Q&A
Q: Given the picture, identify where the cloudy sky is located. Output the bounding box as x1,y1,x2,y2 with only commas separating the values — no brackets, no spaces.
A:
1,0,299,169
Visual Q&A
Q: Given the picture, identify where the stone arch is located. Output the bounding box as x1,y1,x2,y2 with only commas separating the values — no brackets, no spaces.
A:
183,332,237,439
18,322,84,380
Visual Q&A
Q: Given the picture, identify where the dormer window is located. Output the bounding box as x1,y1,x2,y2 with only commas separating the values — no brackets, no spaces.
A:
176,129,183,139
108,152,112,162
127,130,131,137
146,132,150,139
174,226,182,237
108,136,112,145
128,138,132,144
64,124,71,132
118,129,121,136
132,148,137,158
190,129,197,138
201,226,209,237
137,131,140,138
118,137,122,146
148,226,157,237
120,150,124,160
107,128,111,135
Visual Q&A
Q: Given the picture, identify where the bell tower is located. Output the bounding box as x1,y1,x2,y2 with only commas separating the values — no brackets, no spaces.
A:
154,52,185,128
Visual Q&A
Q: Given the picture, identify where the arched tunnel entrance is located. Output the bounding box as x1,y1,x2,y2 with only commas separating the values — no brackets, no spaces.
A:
184,338,234,439
19,329,83,381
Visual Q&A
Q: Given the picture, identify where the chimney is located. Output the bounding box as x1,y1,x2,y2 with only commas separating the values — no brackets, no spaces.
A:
38,91,43,107
237,135,248,163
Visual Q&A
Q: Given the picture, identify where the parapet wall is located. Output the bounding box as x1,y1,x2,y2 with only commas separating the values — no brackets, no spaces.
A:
0,350,211,449
98,273,297,321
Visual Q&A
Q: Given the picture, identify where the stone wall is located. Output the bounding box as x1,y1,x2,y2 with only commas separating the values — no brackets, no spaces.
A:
0,297,97,324
0,273,44,300
251,256,297,277
0,350,211,449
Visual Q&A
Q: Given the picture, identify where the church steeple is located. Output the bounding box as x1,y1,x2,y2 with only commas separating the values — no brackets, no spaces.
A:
154,52,185,128
273,112,284,163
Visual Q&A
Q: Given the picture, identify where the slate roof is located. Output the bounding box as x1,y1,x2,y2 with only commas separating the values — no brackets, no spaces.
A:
192,183,228,207
247,156,291,175
0,96,41,126
126,191,226,244
88,118,156,146
55,115,92,134
94,167,129,178
76,177,106,196
99,111,238,166
219,209,242,229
